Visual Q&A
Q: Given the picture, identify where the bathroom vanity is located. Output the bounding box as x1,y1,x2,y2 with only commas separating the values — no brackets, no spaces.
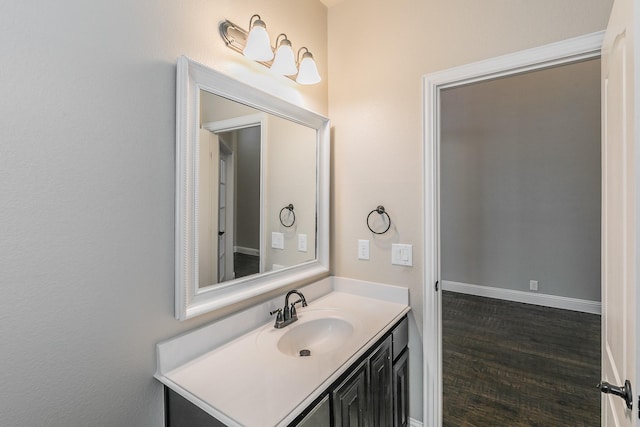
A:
292,314,410,427
155,277,410,426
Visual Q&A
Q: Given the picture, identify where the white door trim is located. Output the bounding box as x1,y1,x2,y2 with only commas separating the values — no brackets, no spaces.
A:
202,113,267,286
422,31,604,426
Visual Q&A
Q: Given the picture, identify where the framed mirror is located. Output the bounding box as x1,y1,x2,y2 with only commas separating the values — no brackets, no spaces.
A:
175,56,330,320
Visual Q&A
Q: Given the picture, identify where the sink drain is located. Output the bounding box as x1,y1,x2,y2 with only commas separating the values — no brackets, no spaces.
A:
299,349,311,357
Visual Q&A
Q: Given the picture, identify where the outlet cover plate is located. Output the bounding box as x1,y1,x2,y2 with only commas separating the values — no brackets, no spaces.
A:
298,234,307,252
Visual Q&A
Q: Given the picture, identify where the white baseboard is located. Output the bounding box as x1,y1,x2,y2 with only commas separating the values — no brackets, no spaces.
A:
442,280,601,315
409,418,423,427
234,246,259,256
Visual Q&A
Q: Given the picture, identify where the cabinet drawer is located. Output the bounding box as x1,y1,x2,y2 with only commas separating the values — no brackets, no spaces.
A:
392,317,408,360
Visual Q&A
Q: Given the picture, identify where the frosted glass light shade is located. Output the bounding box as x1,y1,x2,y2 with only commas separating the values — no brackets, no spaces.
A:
243,24,273,61
296,53,321,85
271,43,297,76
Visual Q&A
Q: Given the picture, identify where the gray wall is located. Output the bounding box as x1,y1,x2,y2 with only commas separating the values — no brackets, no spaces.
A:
441,58,601,302
0,1,326,426
234,127,261,251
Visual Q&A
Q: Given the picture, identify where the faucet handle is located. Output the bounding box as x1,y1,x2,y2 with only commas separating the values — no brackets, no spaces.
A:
269,308,284,324
291,298,305,309
290,298,307,320
296,293,308,307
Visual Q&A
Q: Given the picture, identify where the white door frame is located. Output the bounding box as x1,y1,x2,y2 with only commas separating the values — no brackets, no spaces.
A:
422,31,604,426
202,113,267,282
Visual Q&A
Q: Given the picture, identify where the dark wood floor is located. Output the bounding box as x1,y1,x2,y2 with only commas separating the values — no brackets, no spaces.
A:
442,291,601,426
234,252,259,278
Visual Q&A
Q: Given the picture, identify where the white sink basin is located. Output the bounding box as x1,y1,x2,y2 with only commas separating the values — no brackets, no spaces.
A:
277,317,354,357
256,309,358,358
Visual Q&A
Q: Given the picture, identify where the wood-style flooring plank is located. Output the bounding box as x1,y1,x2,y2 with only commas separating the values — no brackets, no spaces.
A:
442,291,601,427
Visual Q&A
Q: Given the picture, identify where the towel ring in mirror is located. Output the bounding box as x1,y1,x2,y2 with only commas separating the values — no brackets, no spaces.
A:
280,204,296,227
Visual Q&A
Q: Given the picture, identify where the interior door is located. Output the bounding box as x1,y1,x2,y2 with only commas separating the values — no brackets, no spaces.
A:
601,0,639,424
198,129,218,287
218,151,229,282
217,140,235,282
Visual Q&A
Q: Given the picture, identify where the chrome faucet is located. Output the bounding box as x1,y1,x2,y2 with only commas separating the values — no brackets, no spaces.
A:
270,290,308,329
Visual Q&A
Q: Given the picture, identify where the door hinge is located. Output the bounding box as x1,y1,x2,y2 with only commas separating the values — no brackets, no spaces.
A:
435,280,439,292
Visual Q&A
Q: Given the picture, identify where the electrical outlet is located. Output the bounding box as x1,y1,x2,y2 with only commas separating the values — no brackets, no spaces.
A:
529,280,538,291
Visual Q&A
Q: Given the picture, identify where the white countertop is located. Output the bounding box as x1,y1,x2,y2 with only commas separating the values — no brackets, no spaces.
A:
155,277,410,427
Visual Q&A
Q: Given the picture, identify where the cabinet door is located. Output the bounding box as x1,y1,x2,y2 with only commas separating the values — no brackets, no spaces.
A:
393,351,409,427
165,387,226,427
333,360,368,427
369,336,393,427
295,395,330,427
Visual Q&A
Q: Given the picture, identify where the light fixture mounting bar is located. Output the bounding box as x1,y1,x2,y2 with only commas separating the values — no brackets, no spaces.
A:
219,20,249,55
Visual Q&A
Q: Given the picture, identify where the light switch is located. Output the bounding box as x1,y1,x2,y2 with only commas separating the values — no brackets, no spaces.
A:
392,243,413,266
358,239,370,260
298,234,307,252
271,232,284,249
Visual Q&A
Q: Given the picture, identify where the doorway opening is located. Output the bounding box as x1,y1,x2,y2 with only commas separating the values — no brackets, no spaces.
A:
439,58,602,425
422,32,604,426
202,113,267,285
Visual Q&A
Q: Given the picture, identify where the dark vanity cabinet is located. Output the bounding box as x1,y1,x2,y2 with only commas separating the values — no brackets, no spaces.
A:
367,336,393,427
393,351,409,427
329,335,392,427
332,359,369,426
296,395,331,427
164,315,409,427
391,316,409,427
297,315,409,427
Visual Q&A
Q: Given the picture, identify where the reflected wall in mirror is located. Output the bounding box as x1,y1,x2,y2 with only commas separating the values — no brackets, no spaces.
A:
175,56,330,320
198,90,317,289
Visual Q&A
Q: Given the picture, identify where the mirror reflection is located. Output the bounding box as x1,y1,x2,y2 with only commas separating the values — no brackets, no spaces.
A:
198,90,317,289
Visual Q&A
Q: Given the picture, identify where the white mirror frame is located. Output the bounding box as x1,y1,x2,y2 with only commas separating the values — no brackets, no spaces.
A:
175,55,330,320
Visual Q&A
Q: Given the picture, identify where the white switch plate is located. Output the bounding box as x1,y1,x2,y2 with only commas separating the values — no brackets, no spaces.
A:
358,239,370,260
298,234,308,252
530,280,538,291
271,232,284,249
391,243,413,266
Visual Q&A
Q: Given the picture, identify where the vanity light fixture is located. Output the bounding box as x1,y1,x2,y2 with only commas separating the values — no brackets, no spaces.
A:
242,15,273,61
219,16,321,85
271,34,297,76
296,47,321,85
